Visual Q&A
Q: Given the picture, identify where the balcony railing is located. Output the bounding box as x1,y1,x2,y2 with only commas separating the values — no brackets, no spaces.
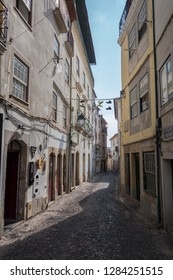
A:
0,1,8,54
119,0,133,36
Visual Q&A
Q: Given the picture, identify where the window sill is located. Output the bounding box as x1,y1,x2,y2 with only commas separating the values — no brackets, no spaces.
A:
9,94,29,108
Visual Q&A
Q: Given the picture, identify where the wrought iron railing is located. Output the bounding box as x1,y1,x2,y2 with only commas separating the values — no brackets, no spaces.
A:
0,1,8,46
119,0,133,36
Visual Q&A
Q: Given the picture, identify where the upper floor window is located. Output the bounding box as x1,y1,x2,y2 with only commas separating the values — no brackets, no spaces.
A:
160,57,173,106
87,85,90,98
128,24,136,58
130,86,137,119
54,34,60,62
65,59,69,84
138,0,147,42
76,56,80,76
52,92,57,121
83,72,86,88
63,105,67,128
13,56,29,102
16,0,32,26
140,73,149,112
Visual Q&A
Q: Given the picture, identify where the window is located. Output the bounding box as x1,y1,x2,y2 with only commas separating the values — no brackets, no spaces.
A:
160,57,173,106
54,35,60,62
76,56,80,76
128,24,136,58
87,85,90,98
16,0,32,26
13,56,29,102
52,92,57,121
65,59,69,84
138,0,147,42
83,72,86,88
77,94,80,113
130,86,137,119
63,105,67,128
140,73,149,112
143,152,156,196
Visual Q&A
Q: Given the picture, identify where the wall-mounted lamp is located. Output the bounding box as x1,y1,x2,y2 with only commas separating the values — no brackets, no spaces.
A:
106,100,112,104
106,107,112,110
77,114,85,126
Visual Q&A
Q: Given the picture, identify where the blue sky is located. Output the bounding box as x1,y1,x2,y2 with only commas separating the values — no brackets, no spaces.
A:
85,0,126,144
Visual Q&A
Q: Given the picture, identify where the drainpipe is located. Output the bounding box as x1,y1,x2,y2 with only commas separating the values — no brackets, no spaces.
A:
67,55,73,193
152,0,161,225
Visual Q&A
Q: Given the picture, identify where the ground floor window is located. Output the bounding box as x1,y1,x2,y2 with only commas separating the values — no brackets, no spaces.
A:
143,152,156,196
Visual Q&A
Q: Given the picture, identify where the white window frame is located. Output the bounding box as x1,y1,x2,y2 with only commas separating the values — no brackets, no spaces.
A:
160,57,173,106
130,86,137,119
63,105,67,128
87,85,90,98
83,71,86,88
13,56,29,102
52,92,57,121
140,73,149,112
54,34,60,62
16,0,32,25
76,56,80,77
65,59,69,84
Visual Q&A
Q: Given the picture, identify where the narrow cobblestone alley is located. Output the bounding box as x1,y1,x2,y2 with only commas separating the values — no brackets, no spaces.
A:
0,173,173,260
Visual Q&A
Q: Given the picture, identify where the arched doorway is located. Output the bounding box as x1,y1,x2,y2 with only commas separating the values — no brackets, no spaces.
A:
76,152,79,186
49,153,55,202
4,140,26,225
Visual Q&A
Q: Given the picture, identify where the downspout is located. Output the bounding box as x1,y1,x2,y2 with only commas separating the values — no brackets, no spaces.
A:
152,0,161,225
67,55,73,193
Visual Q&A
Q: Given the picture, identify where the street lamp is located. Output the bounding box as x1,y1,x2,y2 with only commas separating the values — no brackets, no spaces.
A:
77,113,85,126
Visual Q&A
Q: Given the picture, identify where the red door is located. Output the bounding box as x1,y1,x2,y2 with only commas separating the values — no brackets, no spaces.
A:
4,151,19,220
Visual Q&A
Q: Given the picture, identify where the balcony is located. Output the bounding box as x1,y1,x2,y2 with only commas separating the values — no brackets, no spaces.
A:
119,0,133,36
0,1,8,55
53,7,67,33
65,31,74,57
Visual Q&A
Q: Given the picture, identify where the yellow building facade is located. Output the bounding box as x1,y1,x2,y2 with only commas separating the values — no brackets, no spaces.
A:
118,0,158,220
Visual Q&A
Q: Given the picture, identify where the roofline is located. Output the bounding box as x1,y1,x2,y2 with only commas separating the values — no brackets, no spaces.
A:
75,0,96,64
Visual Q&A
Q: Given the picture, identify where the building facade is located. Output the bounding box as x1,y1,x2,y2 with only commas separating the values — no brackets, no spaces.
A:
0,0,96,236
109,133,119,172
118,0,158,220
155,0,173,232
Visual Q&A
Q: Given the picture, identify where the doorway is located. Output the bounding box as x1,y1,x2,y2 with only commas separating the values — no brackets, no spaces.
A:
4,140,21,224
134,153,140,200
49,153,55,202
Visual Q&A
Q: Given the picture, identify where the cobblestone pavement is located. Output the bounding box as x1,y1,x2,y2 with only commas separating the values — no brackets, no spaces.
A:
0,172,173,260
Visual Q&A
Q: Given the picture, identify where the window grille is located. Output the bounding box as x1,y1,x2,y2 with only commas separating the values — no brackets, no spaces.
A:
143,152,156,196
